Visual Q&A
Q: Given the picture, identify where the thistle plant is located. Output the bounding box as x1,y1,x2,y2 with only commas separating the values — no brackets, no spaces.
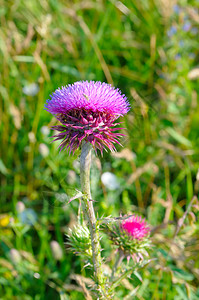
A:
45,81,151,298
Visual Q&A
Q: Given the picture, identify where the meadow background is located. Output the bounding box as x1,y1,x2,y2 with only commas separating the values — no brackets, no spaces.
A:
0,0,199,299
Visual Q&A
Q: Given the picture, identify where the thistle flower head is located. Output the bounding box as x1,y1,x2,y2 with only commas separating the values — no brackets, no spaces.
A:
45,81,130,154
121,215,150,240
104,215,151,257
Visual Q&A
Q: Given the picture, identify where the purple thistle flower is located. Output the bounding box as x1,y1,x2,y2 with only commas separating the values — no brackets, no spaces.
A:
121,215,150,240
104,214,151,257
45,81,130,154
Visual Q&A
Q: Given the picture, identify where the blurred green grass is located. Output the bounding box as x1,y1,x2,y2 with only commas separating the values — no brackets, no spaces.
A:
0,0,199,299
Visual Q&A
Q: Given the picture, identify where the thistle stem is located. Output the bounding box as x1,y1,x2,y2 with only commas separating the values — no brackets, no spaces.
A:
80,142,104,292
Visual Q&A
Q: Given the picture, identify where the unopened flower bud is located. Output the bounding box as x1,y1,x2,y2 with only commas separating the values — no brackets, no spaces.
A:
67,224,92,258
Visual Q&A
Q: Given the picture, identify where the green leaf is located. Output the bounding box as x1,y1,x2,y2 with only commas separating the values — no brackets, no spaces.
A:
0,159,10,175
59,291,69,300
131,271,142,285
166,127,192,147
170,266,194,281
175,285,189,300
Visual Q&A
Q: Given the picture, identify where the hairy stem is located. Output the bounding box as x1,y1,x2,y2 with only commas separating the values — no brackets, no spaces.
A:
80,142,104,292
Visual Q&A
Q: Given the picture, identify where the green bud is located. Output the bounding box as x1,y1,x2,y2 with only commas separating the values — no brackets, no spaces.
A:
67,224,92,259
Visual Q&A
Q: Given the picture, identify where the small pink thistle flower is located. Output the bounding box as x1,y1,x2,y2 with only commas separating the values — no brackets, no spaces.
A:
121,215,150,240
45,81,130,154
103,214,151,257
